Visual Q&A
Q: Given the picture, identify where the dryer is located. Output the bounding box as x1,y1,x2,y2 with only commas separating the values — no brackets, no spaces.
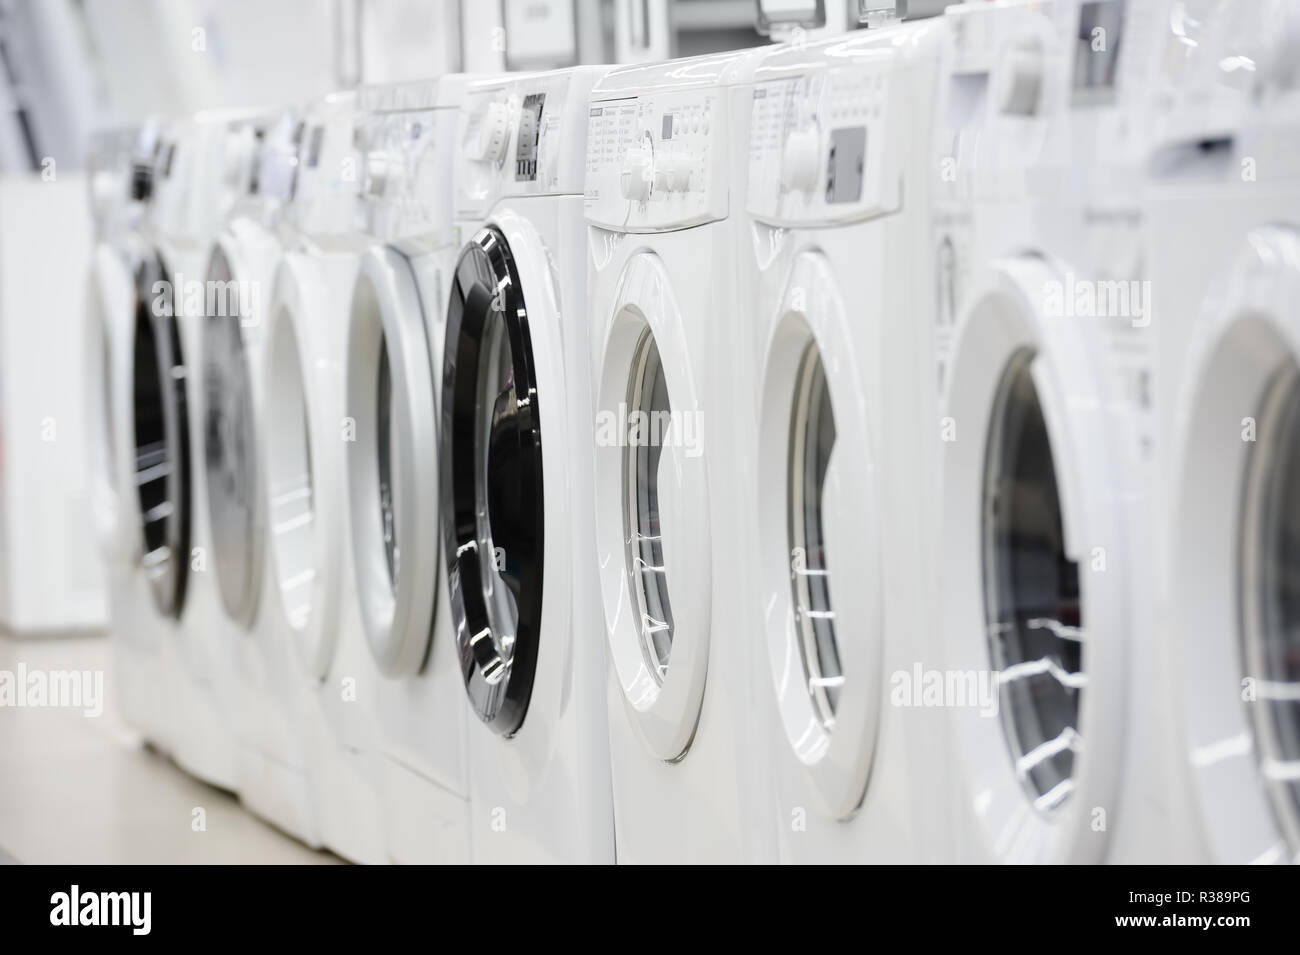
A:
201,109,322,846
441,67,614,863
1144,0,1300,864
585,49,776,863
132,111,249,788
739,15,950,863
344,76,471,864
261,91,388,865
932,0,1161,862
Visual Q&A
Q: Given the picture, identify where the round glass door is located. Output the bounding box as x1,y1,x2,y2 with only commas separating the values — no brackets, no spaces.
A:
346,247,443,677
788,343,843,731
202,246,262,628
132,252,191,618
376,341,399,585
441,227,543,736
623,330,675,684
1242,364,1300,852
982,349,1083,812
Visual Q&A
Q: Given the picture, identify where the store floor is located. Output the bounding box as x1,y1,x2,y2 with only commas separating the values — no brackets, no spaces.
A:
0,634,340,864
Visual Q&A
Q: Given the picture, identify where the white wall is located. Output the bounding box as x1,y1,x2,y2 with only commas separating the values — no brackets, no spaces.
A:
0,174,106,634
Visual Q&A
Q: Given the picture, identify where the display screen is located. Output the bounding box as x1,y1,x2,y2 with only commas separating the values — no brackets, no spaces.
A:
662,114,673,141
515,93,545,181
826,127,866,205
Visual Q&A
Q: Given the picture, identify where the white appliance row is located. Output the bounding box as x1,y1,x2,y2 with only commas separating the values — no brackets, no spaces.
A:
84,0,1300,864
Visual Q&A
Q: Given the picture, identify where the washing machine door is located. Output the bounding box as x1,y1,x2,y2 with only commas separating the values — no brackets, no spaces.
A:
1171,225,1300,863
442,226,543,736
756,252,882,820
86,243,137,560
131,252,191,618
347,245,441,677
202,242,263,629
939,255,1126,863
593,251,712,762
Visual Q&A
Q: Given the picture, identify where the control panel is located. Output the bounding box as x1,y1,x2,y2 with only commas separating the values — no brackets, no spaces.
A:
455,69,599,219
357,84,456,243
746,63,899,227
583,88,728,232
1144,0,1300,152
289,95,363,238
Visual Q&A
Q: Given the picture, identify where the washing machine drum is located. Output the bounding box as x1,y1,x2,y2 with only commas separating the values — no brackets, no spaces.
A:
202,246,261,628
441,226,543,737
131,252,191,618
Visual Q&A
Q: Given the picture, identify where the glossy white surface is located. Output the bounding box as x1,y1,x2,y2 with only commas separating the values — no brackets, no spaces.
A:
740,19,949,862
1145,0,1300,862
586,47,776,863
933,0,1164,863
345,76,471,864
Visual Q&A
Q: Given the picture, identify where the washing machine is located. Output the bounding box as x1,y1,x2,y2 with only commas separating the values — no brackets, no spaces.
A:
132,111,253,788
1144,0,1300,864
86,127,140,565
740,15,951,863
85,125,171,747
261,91,388,864
931,0,1163,862
344,76,472,864
200,108,324,846
584,49,776,863
441,66,614,863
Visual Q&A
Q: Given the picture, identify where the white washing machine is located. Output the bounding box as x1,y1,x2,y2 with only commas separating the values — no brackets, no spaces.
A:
86,128,139,565
932,0,1161,862
344,76,472,864
261,91,388,865
585,49,776,863
1144,1,1300,864
441,66,614,863
132,111,250,789
740,15,951,863
85,125,170,747
201,109,323,846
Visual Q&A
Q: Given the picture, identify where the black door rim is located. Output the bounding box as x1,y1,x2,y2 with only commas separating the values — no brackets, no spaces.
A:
441,226,544,737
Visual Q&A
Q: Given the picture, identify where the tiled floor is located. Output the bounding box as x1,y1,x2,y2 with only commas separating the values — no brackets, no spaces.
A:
0,634,339,864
